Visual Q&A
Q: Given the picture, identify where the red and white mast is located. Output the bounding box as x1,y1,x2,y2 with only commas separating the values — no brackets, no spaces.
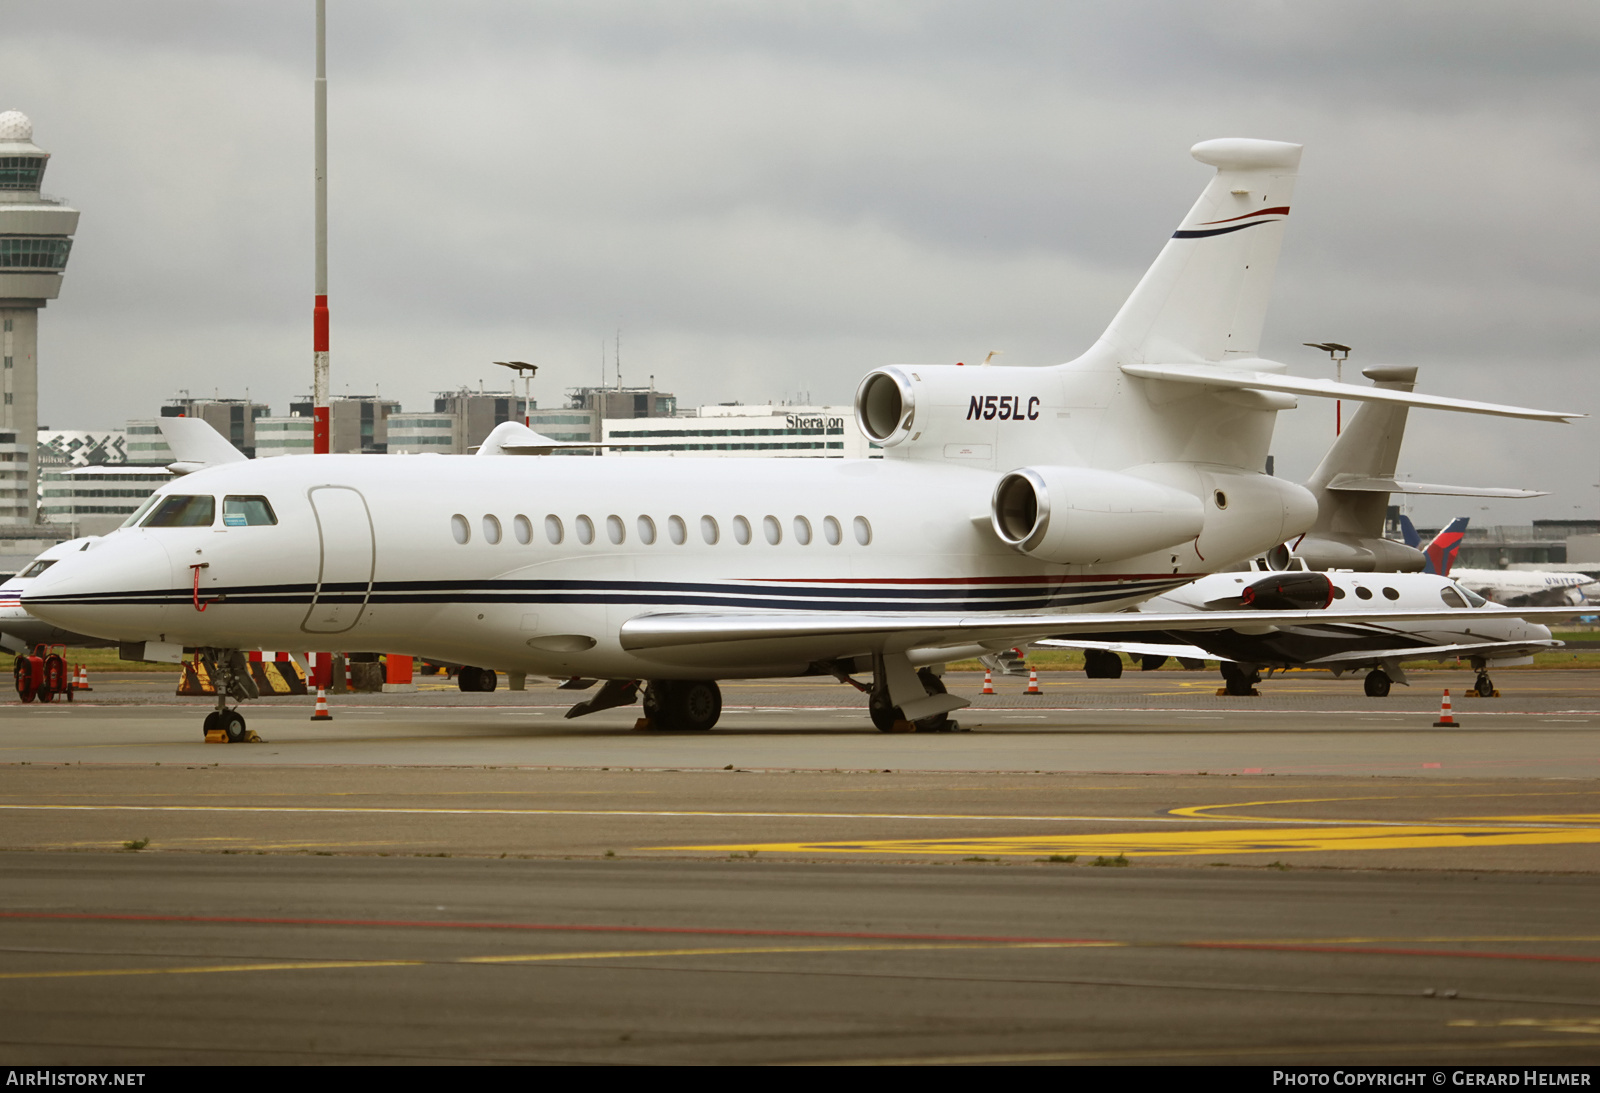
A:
312,0,330,454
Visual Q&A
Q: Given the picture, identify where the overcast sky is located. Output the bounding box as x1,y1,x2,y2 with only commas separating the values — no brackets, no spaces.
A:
4,0,1597,526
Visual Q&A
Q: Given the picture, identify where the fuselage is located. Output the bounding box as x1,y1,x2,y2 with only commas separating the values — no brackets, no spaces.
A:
0,536,108,653
23,450,1310,680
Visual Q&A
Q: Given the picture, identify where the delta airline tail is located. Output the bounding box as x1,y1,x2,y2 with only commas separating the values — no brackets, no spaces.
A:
1417,516,1470,576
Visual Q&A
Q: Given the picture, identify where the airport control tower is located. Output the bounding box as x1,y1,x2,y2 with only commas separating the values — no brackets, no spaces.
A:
0,111,79,526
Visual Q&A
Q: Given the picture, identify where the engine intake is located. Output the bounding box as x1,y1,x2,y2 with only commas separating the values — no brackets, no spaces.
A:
991,466,1205,565
854,368,916,447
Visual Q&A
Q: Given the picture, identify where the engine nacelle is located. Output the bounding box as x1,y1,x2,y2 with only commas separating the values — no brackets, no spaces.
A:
855,368,918,447
1240,571,1334,610
991,465,1205,565
1292,533,1425,573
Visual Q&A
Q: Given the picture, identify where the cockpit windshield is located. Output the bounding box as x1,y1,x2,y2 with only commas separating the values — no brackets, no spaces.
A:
141,495,215,528
18,559,56,579
1454,581,1488,608
1439,586,1467,608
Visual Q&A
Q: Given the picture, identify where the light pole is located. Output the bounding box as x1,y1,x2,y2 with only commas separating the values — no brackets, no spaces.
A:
313,0,330,455
495,361,538,426
1304,342,1351,435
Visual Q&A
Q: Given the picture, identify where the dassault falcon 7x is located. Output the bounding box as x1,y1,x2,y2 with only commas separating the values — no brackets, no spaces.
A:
23,139,1581,740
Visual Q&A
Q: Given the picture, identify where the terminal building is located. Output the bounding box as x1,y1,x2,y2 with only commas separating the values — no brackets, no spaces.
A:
604,403,877,459
0,110,79,526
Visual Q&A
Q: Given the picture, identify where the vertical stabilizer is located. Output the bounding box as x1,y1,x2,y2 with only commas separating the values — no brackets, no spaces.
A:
1095,138,1301,365
1421,517,1470,576
1303,366,1418,538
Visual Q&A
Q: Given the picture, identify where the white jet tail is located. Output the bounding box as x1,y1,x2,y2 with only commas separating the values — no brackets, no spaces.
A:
1094,138,1302,366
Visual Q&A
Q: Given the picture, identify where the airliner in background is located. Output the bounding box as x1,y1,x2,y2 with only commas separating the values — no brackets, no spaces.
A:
22,138,1584,741
1400,515,1596,609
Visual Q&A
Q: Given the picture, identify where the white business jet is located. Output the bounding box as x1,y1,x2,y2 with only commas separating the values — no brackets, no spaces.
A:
22,139,1581,741
1042,565,1557,698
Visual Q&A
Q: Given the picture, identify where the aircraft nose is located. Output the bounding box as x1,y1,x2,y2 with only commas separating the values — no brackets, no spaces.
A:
22,533,177,642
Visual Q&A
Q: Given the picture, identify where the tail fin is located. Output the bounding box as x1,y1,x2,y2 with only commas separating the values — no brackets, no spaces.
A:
1398,515,1421,549
1095,138,1301,365
1422,517,1470,576
1303,366,1419,539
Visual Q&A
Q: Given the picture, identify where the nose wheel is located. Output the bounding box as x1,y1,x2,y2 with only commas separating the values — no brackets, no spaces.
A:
1473,672,1496,698
197,648,262,743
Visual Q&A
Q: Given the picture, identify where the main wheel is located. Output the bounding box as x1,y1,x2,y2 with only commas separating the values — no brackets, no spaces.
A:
457,666,481,692
1363,670,1392,698
1220,661,1259,696
672,680,721,731
1139,655,1168,672
1084,649,1124,679
221,711,249,743
869,689,905,732
642,680,676,728
479,669,498,693
203,711,220,738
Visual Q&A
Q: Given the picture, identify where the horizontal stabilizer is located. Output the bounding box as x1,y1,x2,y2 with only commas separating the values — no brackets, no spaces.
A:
158,417,249,475
1325,475,1547,499
1121,361,1581,422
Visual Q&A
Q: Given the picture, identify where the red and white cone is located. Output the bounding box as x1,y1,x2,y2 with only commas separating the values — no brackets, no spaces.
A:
1025,668,1042,695
1433,689,1457,727
982,670,995,695
310,687,333,721
74,664,90,691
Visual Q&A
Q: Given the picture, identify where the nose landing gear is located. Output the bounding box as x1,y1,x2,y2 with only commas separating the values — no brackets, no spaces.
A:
198,648,262,743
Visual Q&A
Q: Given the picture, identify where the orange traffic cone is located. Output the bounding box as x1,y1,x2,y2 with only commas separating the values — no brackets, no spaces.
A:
981,670,995,695
74,664,90,691
1025,668,1042,695
1433,689,1457,727
310,687,333,721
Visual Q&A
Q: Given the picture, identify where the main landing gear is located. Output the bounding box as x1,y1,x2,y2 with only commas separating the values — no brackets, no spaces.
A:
1219,661,1261,697
1084,649,1124,679
1363,670,1393,698
642,680,723,731
457,666,498,692
198,648,260,743
870,668,958,733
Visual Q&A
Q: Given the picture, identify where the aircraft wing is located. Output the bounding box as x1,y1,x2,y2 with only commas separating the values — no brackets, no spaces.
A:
1119,362,1581,422
1324,474,1547,499
1303,639,1561,666
1033,638,1208,660
620,605,1588,662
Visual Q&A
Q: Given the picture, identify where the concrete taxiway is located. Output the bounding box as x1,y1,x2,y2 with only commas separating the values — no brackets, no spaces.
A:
3,669,1598,1063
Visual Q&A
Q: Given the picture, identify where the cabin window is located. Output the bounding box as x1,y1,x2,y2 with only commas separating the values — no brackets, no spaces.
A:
794,516,812,545
450,514,470,544
576,515,595,545
222,496,277,527
733,515,752,545
606,515,625,545
1214,490,1228,509
513,515,533,545
1439,586,1467,609
700,516,719,545
544,515,564,545
143,495,215,528
19,559,55,578
482,515,502,545
853,516,872,546
1382,586,1399,600
1354,586,1372,600
763,515,782,545
823,516,842,546
637,516,657,545
667,515,687,545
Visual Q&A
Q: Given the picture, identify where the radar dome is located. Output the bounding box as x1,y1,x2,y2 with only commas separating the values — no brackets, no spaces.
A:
0,111,33,141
